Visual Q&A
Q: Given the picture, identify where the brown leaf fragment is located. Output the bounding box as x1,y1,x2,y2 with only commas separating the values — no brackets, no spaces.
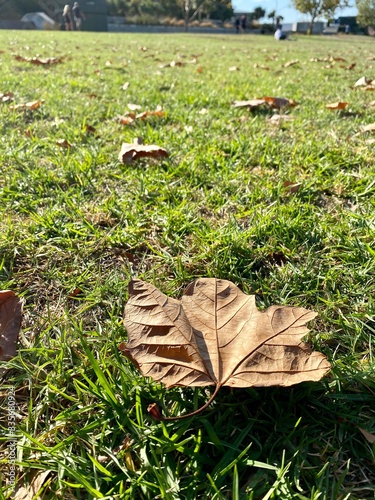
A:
361,123,375,132
0,92,14,103
283,180,301,193
10,100,42,111
136,107,165,120
121,279,331,395
118,143,168,164
127,103,142,111
264,96,299,109
0,291,23,362
119,115,135,125
233,99,267,109
326,102,348,110
358,427,375,444
269,114,294,124
56,139,72,148
14,469,51,500
284,59,299,67
354,76,372,87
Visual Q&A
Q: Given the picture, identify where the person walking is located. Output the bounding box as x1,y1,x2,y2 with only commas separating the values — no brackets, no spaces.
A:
62,4,73,31
72,2,86,31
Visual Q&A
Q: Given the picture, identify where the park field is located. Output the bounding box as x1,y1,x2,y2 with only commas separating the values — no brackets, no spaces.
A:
0,29,375,499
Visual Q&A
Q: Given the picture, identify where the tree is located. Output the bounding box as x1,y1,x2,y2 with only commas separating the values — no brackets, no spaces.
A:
249,6,266,23
292,0,349,33
357,0,375,29
268,9,276,25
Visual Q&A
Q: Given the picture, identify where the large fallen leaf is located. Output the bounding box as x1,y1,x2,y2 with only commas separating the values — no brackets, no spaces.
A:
120,279,330,418
0,291,23,361
118,143,169,164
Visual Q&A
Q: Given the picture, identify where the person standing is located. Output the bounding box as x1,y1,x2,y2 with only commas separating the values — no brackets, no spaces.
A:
62,4,73,31
72,2,86,31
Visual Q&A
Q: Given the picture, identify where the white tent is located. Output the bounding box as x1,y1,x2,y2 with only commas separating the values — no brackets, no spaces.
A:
21,12,57,30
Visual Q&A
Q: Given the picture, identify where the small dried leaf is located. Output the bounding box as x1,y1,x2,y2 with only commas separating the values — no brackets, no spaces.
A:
10,100,42,111
229,66,240,71
326,102,348,110
283,180,301,193
284,59,299,67
269,114,294,124
358,427,375,444
233,99,267,109
14,469,51,500
361,123,375,132
354,76,371,87
264,97,299,109
118,143,168,164
0,291,23,361
56,139,72,148
127,103,142,111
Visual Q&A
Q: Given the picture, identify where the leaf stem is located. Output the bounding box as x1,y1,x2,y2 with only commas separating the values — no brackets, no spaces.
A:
149,384,221,421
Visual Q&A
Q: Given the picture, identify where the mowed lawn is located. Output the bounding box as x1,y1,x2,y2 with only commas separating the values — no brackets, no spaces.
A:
0,29,375,499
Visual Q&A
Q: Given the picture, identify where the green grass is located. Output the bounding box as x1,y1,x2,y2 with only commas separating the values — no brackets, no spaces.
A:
0,29,374,499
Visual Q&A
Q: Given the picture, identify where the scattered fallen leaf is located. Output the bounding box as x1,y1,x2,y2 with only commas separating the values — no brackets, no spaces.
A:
233,99,267,109
196,66,204,73
14,469,51,500
120,279,330,418
127,103,142,111
56,139,72,148
0,291,23,362
361,123,375,132
9,100,42,111
119,115,134,125
269,114,294,124
122,82,130,90
284,59,299,67
264,97,299,109
326,102,348,110
0,92,14,102
358,427,375,444
14,55,64,65
118,143,168,164
229,66,240,71
354,76,372,87
330,56,346,62
136,106,165,120
283,180,301,193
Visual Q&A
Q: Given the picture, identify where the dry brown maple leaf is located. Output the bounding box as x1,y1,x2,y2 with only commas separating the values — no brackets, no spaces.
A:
0,291,23,362
120,279,331,419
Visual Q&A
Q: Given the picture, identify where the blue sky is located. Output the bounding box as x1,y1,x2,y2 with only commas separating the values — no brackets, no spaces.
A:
232,0,358,23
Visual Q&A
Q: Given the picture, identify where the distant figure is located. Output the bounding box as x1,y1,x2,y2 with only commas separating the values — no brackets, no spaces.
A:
240,15,247,32
345,24,350,34
72,2,86,31
274,26,287,40
62,4,73,31
235,17,240,34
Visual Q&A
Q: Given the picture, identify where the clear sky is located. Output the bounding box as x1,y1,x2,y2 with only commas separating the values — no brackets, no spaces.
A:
232,0,358,23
